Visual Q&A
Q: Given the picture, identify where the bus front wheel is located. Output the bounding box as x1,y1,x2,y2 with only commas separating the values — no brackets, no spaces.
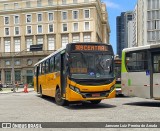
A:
55,88,68,106
90,100,101,104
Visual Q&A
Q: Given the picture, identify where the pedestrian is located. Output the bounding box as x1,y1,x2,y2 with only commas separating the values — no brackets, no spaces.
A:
15,81,19,91
0,81,3,91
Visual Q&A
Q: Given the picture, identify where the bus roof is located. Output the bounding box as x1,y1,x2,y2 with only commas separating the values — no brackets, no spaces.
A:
34,46,66,66
123,44,160,52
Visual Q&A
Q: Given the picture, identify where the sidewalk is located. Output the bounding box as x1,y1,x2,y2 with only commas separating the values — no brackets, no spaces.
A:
0,87,34,94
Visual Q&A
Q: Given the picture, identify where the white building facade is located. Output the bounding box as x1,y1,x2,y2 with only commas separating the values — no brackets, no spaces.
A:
128,21,134,47
134,0,160,46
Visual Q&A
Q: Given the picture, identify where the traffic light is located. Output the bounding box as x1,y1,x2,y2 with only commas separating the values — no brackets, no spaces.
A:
30,44,43,51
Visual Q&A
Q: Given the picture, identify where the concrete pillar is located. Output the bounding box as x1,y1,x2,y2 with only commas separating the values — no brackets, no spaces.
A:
69,33,72,43
80,32,83,42
10,37,14,52
44,35,47,50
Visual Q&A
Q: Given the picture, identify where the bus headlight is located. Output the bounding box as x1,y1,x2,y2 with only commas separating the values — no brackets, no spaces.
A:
69,85,81,94
110,86,115,93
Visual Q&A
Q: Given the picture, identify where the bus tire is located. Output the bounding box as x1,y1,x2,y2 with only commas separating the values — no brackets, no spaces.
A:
55,88,68,106
90,100,101,104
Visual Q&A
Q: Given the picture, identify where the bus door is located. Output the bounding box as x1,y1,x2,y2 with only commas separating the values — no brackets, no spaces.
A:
61,53,67,97
152,53,160,98
35,66,39,92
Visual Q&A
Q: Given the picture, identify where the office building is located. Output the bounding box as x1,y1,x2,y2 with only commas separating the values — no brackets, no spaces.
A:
116,11,133,57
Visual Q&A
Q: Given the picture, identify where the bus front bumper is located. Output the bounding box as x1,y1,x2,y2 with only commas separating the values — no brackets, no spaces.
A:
66,88,116,102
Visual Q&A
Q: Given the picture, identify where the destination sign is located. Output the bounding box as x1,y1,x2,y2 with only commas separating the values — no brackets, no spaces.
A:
72,44,108,51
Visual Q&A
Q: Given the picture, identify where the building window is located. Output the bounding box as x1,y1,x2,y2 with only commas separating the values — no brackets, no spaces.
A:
15,27,20,35
4,4,8,10
84,9,90,18
83,33,91,42
26,38,32,51
27,70,33,77
48,36,55,50
4,17,9,25
27,59,33,66
62,35,68,47
48,0,53,5
15,71,21,81
14,38,20,52
62,0,66,4
26,14,31,23
37,0,42,7
26,1,31,7
26,26,32,34
63,24,67,32
14,3,19,9
73,11,78,19
84,22,89,30
73,23,78,31
37,14,42,22
5,71,11,83
37,25,42,33
15,60,21,66
62,12,67,20
48,24,53,33
37,37,43,45
73,0,77,3
5,28,10,36
14,16,19,24
5,61,10,66
48,13,53,21
4,39,10,52
72,34,80,43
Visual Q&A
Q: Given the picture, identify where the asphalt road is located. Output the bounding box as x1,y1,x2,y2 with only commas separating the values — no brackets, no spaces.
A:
0,92,160,130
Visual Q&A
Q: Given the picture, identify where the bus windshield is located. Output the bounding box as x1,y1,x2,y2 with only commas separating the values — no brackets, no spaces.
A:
69,52,114,79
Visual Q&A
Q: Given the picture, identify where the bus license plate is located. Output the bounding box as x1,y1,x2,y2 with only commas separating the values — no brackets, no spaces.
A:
92,93,100,97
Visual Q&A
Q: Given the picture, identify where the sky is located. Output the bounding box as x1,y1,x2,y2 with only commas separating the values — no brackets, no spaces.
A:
102,0,137,54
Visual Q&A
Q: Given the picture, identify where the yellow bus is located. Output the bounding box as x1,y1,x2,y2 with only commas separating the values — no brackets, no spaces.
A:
34,42,116,106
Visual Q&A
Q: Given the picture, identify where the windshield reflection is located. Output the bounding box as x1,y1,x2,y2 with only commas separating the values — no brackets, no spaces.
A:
69,52,114,79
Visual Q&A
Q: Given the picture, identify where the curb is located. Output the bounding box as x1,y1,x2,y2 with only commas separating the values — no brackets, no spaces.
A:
0,89,34,94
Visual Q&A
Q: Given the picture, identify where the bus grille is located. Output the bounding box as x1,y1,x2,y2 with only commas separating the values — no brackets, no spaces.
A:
81,91,110,98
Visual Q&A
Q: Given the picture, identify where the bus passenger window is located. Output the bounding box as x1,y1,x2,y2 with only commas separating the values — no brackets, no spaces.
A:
39,64,42,75
46,60,49,73
153,55,160,73
42,62,46,74
50,57,54,72
55,55,60,71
